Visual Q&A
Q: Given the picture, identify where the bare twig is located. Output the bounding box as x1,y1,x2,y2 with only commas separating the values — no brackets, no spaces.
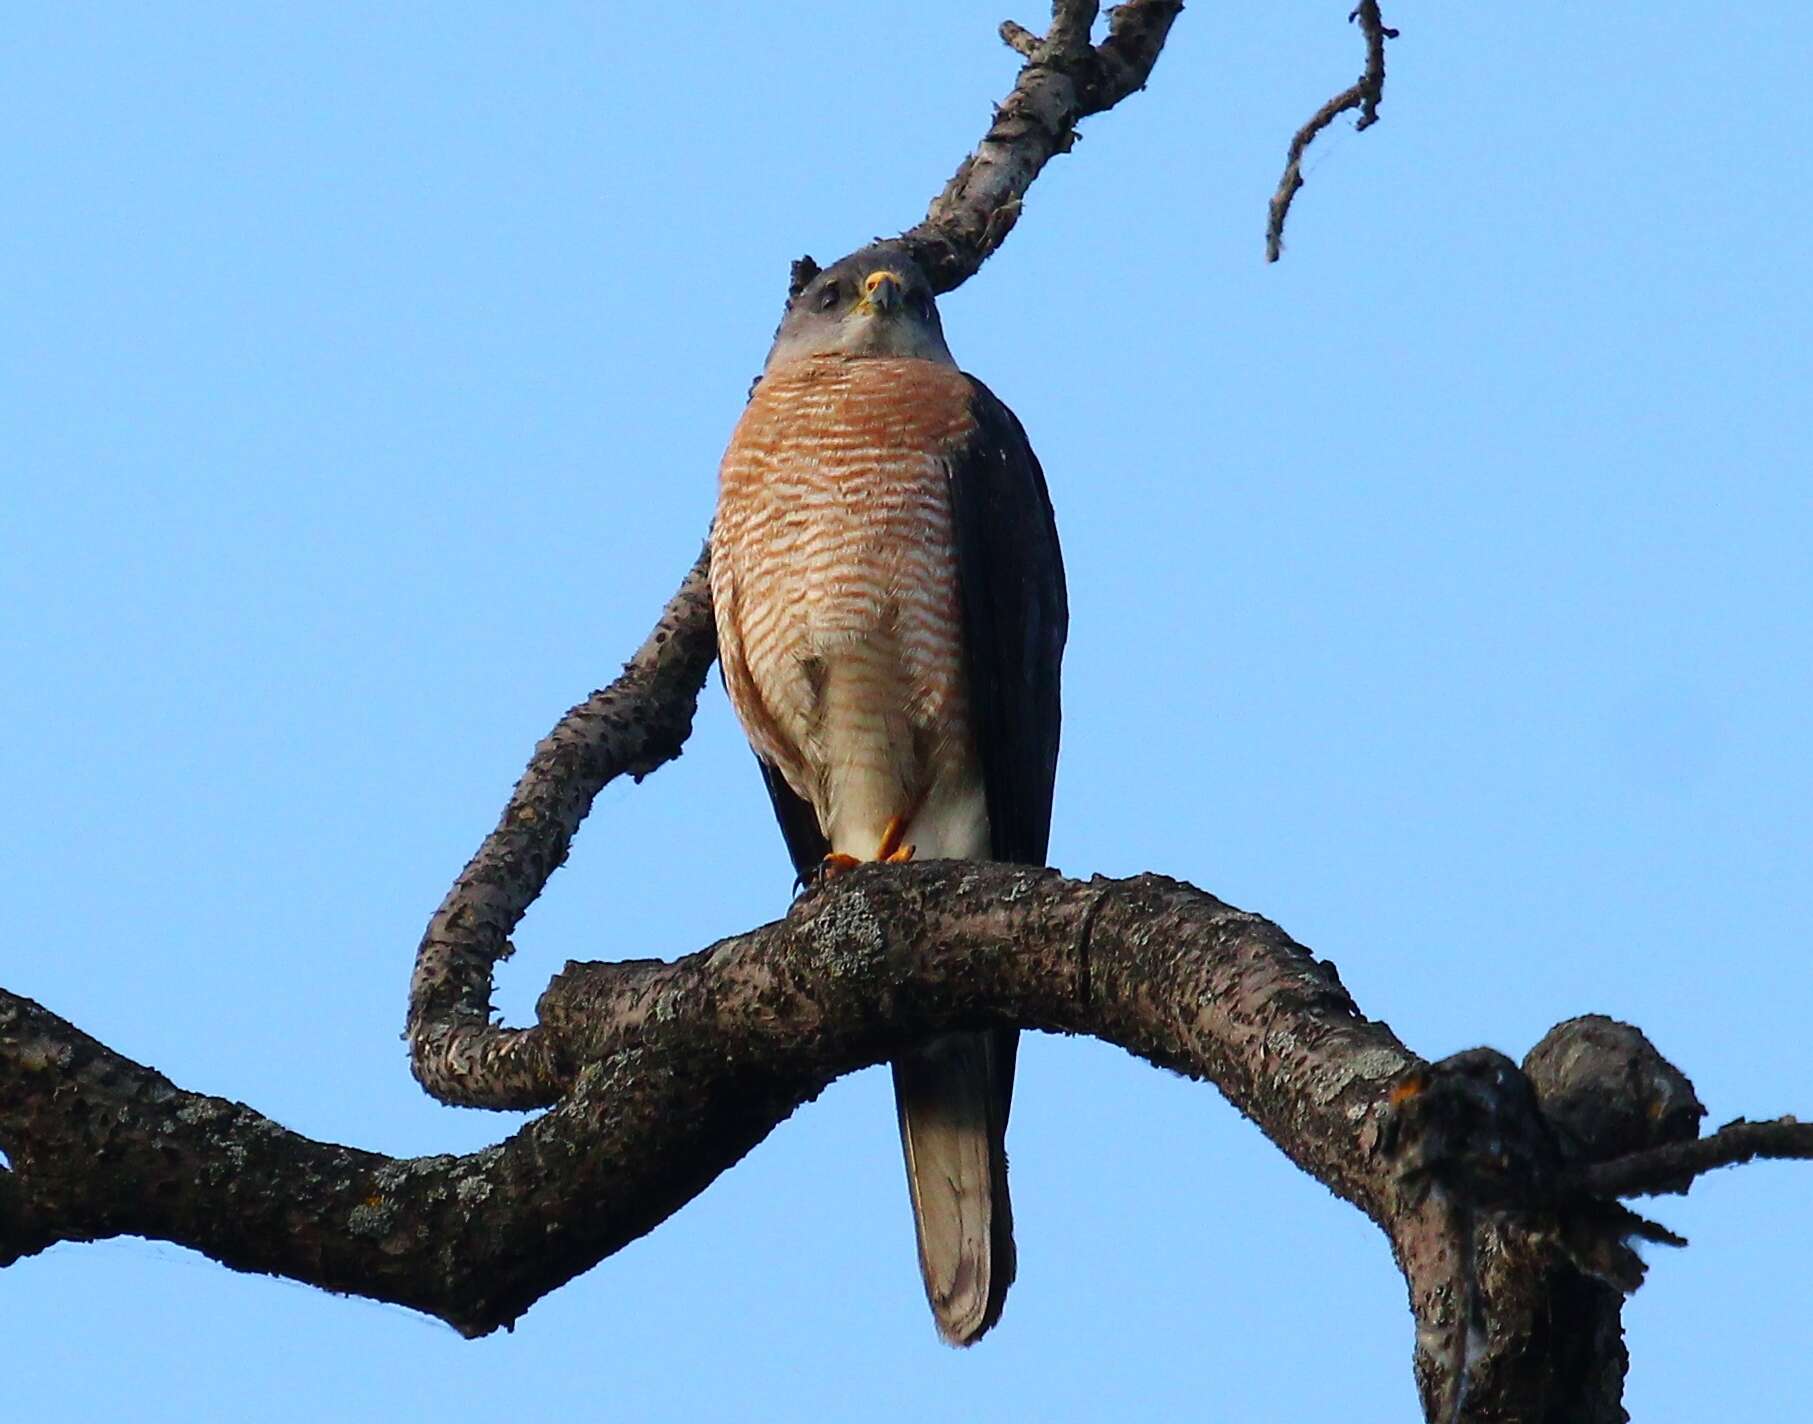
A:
1265,1,1398,262
1583,1117,1813,1200
999,19,1041,58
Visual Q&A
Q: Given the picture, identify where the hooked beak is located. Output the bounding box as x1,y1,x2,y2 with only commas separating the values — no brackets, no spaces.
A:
859,270,905,316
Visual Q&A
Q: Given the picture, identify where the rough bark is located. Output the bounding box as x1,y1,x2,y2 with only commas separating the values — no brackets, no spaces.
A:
902,0,1185,290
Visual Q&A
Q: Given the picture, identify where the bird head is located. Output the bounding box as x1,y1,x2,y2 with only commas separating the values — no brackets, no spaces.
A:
764,246,954,370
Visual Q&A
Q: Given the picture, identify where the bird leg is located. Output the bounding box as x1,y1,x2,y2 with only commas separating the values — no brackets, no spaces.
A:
877,812,917,865
821,808,920,878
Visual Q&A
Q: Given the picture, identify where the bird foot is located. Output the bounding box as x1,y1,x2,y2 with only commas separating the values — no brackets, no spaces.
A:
822,816,917,878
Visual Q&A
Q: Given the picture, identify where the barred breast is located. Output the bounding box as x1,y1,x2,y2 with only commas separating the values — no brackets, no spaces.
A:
712,355,988,861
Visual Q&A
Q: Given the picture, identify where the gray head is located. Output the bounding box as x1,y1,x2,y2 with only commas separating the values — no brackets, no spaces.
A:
764,246,955,371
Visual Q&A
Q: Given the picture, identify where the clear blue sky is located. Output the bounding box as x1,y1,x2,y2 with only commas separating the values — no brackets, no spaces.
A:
5,5,1809,1420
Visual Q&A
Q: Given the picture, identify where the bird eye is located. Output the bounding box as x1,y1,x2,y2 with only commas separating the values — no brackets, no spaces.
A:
816,281,842,311
908,289,932,318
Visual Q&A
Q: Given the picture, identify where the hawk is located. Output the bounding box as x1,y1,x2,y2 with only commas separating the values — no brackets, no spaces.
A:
711,246,1067,1345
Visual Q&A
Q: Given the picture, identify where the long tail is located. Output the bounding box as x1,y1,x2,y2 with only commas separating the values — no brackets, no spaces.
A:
891,1027,1017,1345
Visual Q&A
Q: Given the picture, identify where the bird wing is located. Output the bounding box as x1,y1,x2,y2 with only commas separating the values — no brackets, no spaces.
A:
946,375,1068,868
756,753,828,886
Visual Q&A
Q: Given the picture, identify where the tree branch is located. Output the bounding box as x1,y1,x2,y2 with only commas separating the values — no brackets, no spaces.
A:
9,846,1804,1416
1583,1117,1813,1200
5,862,1412,1337
899,0,1186,292
405,547,715,1109
1266,1,1398,262
0,981,802,1335
1375,1022,1813,1421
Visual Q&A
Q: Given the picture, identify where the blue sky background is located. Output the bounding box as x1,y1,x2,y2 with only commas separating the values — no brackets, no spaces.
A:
5,4,1809,1419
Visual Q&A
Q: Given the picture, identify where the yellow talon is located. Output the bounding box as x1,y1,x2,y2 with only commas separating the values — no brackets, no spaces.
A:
821,852,861,877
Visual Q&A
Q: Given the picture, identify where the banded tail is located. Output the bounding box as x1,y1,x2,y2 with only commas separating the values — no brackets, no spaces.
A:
892,1028,1017,1345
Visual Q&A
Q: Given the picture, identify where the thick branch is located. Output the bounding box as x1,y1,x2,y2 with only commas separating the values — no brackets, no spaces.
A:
541,866,1415,1221
5,864,1411,1337
10,862,1803,1393
0,985,795,1335
900,0,1185,291
1378,1025,1812,1422
1265,1,1397,262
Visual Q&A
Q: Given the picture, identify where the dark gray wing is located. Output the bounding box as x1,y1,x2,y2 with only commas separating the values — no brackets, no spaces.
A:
948,376,1067,866
757,755,827,887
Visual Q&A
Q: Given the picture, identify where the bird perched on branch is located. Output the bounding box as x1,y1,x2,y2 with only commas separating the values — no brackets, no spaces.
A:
711,245,1067,1344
